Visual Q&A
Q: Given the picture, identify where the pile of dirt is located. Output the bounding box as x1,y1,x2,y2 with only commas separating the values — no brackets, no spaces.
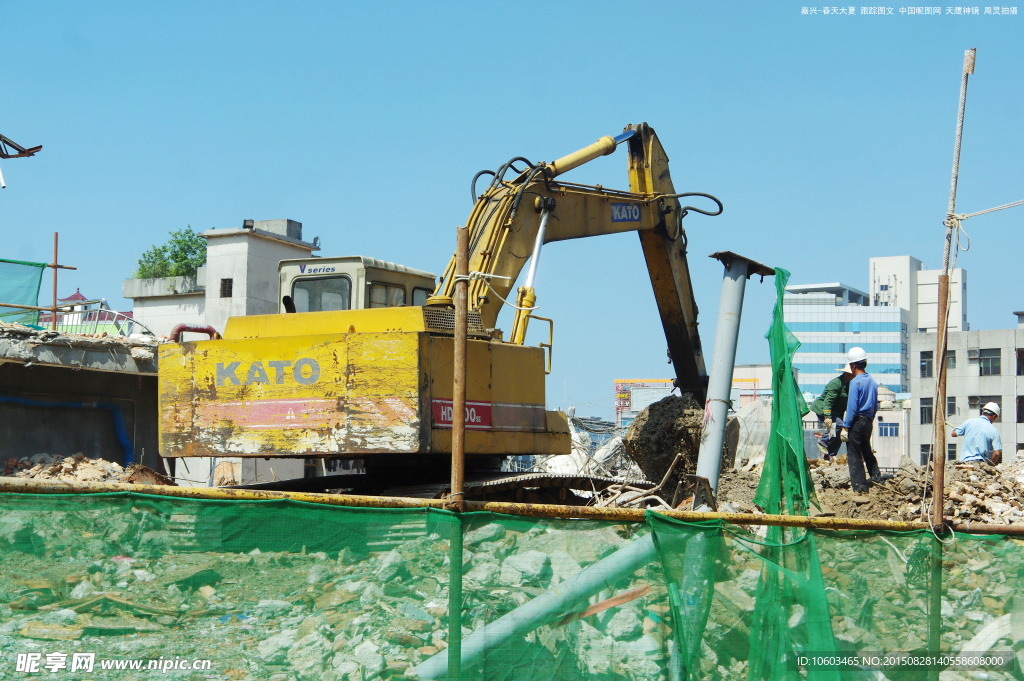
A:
717,454,1024,524
623,395,703,496
3,453,174,486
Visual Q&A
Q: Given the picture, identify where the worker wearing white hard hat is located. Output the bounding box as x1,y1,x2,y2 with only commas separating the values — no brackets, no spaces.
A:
950,402,1003,464
836,347,886,493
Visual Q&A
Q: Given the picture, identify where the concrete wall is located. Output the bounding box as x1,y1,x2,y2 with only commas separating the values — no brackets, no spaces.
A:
910,327,1023,463
122,273,207,338
130,294,205,338
0,363,161,471
201,229,315,334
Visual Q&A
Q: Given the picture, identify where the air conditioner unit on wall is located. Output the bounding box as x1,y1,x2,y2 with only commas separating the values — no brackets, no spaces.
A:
967,349,979,359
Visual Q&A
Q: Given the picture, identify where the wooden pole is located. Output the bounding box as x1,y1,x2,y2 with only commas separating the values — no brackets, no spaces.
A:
450,226,468,513
932,274,949,527
448,225,468,680
51,233,58,330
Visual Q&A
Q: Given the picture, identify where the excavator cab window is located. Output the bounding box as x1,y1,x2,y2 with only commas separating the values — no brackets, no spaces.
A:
369,283,406,308
412,288,431,306
292,276,352,312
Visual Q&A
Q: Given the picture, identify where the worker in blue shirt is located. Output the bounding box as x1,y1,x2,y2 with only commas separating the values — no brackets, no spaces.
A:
950,402,1003,464
836,347,883,494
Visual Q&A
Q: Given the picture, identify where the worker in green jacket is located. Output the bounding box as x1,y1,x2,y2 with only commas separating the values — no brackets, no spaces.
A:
809,364,852,460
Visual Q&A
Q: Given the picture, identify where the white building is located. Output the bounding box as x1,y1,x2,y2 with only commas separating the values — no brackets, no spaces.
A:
123,219,319,338
909,312,1024,465
868,255,968,333
784,283,910,397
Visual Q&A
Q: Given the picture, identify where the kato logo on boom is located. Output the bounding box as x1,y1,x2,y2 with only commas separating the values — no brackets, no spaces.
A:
610,203,641,222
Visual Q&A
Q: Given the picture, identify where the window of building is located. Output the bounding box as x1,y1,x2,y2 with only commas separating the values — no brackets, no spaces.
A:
968,396,1002,417
947,397,956,416
920,351,933,378
1017,349,1024,376
369,283,406,308
878,422,899,437
920,444,932,466
1017,395,1024,424
879,284,888,291
292,276,352,313
979,348,1001,376
918,328,927,333
920,397,933,425
902,343,908,357
947,443,957,461
220,278,233,298
946,351,956,369
901,322,908,335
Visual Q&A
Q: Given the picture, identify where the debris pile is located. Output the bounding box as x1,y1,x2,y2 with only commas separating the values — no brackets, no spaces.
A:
3,453,173,486
718,453,1024,525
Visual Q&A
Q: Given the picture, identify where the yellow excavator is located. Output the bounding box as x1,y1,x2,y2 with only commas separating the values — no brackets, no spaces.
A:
158,123,722,500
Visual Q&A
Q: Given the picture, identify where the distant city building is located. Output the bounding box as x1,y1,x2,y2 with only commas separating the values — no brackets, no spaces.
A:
784,282,909,397
784,254,969,398
614,379,675,430
730,364,798,408
909,312,1024,465
869,255,968,333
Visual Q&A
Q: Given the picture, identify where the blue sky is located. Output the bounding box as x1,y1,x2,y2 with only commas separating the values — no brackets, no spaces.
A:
2,2,1021,418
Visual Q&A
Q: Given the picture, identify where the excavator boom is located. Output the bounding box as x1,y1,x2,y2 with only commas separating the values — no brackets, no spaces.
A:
435,123,717,400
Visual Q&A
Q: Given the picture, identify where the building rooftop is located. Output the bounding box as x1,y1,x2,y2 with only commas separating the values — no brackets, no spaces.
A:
785,282,869,298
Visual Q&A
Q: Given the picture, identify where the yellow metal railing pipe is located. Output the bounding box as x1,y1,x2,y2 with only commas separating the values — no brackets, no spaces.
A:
4,476,1024,536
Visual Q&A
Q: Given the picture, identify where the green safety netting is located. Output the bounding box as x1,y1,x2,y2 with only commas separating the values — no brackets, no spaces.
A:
0,493,1020,680
0,258,46,326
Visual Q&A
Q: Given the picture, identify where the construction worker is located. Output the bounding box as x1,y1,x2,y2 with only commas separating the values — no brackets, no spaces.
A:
950,402,1003,465
809,365,852,460
836,347,884,494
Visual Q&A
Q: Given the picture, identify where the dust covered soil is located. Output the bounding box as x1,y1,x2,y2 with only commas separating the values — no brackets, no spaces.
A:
717,455,1024,524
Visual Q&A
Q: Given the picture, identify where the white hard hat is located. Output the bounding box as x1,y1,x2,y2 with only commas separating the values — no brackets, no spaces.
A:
982,402,1001,418
847,347,868,364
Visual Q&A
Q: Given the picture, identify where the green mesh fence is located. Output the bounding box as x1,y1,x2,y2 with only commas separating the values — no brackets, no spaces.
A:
0,258,46,326
0,491,1021,680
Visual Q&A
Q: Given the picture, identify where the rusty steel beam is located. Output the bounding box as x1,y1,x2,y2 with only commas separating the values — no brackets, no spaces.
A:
450,226,468,514
4,476,1021,535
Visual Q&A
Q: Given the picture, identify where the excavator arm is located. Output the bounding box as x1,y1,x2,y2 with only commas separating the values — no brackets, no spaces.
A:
434,123,720,401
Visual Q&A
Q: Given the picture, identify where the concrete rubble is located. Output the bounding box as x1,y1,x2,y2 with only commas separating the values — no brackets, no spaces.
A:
4,453,174,486
0,322,160,374
718,452,1024,527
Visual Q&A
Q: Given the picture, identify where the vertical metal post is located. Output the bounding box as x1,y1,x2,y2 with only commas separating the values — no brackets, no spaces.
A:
451,226,468,513
51,233,59,330
695,256,751,493
928,537,943,680
448,518,463,680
